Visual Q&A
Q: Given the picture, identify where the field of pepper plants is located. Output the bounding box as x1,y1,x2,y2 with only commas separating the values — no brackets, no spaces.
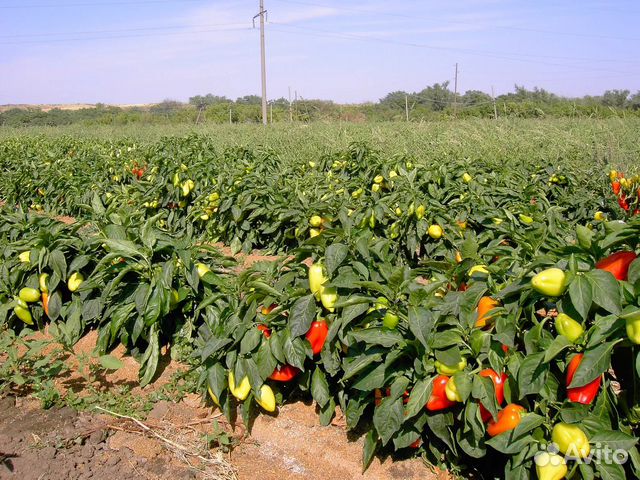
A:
1,119,640,479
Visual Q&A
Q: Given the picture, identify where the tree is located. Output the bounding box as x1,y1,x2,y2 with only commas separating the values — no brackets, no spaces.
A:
461,90,492,106
601,89,630,108
414,82,452,111
627,91,640,110
236,95,262,105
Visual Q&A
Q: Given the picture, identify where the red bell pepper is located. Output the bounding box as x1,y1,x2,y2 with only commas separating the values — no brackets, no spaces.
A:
487,404,525,436
612,181,621,195
257,324,272,338
566,353,601,404
306,320,329,355
478,369,508,422
426,375,456,411
595,251,637,281
269,364,299,382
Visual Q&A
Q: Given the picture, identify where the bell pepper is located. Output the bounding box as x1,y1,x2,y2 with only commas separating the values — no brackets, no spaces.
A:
478,369,507,422
14,305,33,325
519,214,534,224
531,268,567,297
555,313,584,343
305,320,329,355
595,251,637,281
42,292,50,317
626,310,640,344
257,324,272,338
228,371,251,401
535,452,568,480
19,251,31,263
19,287,41,303
476,297,500,328
486,404,525,437
309,215,323,227
383,311,399,329
320,287,338,313
445,377,463,402
261,303,277,315
468,265,489,277
551,422,590,458
612,180,621,195
426,375,456,411
428,225,443,239
308,263,327,299
207,386,220,407
269,364,299,382
435,357,467,376
255,384,276,412
39,273,49,293
196,263,211,278
67,272,84,292
566,354,601,404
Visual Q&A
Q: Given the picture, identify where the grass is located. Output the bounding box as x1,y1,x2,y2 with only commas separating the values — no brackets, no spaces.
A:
1,118,639,170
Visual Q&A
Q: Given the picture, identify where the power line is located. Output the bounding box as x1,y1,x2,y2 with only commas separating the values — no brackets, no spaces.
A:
0,22,250,39
0,25,252,46
0,0,207,8
267,23,638,76
272,0,640,43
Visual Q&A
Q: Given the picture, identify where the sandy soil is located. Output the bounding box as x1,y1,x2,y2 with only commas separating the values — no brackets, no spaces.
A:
1,328,449,480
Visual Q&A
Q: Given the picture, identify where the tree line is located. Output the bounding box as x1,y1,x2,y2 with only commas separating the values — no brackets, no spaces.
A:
1,83,639,127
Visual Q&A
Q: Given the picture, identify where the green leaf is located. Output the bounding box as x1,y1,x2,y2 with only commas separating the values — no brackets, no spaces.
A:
139,325,160,386
289,295,317,337
587,269,622,315
98,354,124,371
349,328,404,348
49,250,67,281
408,306,435,350
590,430,638,451
207,363,227,399
255,341,277,380
351,363,386,391
362,429,379,473
311,367,331,407
240,328,262,354
342,352,383,381
569,274,593,321
569,341,615,388
404,377,433,419
628,258,640,285
595,461,626,480
373,397,404,445
283,333,309,370
325,243,348,277
543,335,571,363
517,352,547,398
576,224,594,249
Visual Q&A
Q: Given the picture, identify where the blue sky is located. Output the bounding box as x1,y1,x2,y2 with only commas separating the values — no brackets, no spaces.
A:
1,0,638,104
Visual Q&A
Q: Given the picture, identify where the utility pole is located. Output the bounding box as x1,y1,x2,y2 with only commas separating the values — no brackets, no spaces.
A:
229,107,232,125
453,62,458,117
254,1,268,125
491,86,498,120
288,86,293,122
405,94,409,121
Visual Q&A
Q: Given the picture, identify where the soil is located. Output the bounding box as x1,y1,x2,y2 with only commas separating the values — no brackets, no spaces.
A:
0,393,447,480
0,396,203,480
1,328,449,480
